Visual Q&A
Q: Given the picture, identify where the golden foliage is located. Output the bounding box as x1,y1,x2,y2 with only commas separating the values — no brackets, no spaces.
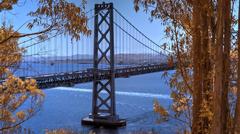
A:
28,0,91,41
0,26,22,76
0,69,44,131
45,129,76,134
154,99,169,117
0,0,18,11
135,1,193,131
134,0,237,133
0,0,91,132
0,23,44,132
0,0,91,45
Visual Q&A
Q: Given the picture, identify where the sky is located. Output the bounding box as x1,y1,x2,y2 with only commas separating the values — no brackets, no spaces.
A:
84,0,165,44
2,0,165,42
1,0,167,56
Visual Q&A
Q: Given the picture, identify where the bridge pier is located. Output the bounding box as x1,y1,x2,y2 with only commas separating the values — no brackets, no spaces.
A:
81,2,126,127
82,115,126,127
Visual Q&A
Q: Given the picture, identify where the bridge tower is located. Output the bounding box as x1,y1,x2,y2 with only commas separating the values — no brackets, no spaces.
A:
82,2,126,127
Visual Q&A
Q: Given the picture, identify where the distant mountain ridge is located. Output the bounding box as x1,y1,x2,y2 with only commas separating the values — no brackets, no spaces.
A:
23,53,168,64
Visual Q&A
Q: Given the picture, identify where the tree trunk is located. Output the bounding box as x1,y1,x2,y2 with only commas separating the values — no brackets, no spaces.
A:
192,1,203,133
222,0,231,133
211,0,224,133
234,0,240,133
201,0,212,132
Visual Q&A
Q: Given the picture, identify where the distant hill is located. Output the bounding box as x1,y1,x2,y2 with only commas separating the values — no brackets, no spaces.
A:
23,53,168,64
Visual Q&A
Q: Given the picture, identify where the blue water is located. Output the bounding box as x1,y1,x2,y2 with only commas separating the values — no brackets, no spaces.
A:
20,70,179,133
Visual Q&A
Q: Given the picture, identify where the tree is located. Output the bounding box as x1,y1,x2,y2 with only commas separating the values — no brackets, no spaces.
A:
191,1,203,132
234,0,240,132
211,0,224,133
0,0,90,132
134,0,237,133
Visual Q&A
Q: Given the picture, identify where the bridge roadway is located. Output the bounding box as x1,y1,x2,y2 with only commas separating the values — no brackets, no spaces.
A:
21,64,175,89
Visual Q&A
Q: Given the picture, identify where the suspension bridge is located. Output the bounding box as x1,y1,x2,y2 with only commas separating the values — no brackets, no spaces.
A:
12,3,175,127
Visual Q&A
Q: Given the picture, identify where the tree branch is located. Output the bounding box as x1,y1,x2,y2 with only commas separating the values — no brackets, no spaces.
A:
0,25,55,45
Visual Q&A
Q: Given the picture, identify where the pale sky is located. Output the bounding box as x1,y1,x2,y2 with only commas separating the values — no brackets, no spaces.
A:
84,0,165,44
2,0,165,42
1,0,167,56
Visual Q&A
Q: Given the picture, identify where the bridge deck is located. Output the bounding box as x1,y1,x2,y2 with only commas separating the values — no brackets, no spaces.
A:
21,64,174,89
